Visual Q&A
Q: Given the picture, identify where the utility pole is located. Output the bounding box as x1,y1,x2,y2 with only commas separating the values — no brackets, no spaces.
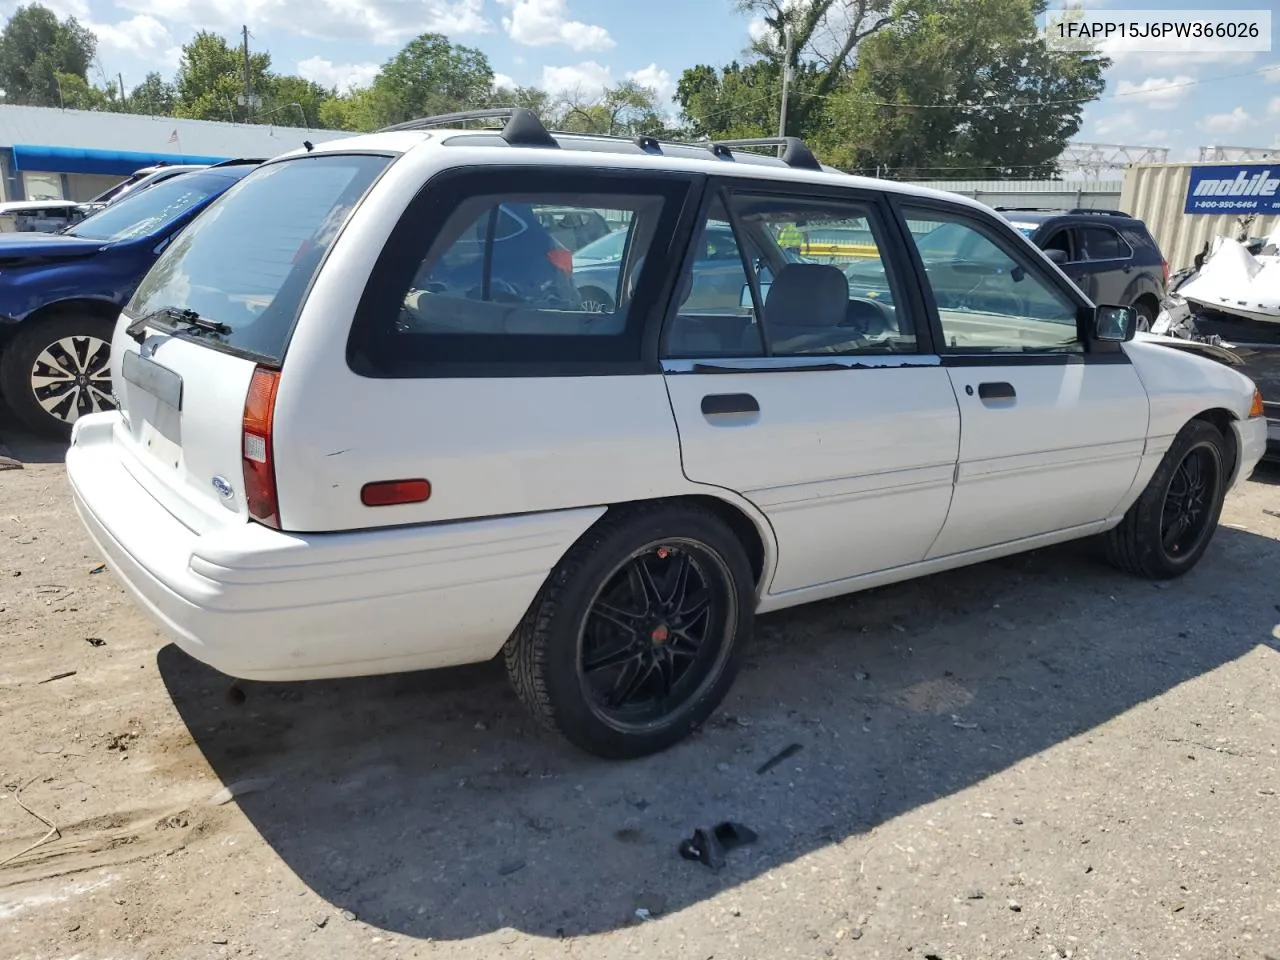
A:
117,73,125,106
777,24,793,157
241,25,253,120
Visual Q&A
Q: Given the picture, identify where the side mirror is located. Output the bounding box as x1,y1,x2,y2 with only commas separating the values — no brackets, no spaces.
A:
1043,248,1068,266
1093,304,1137,342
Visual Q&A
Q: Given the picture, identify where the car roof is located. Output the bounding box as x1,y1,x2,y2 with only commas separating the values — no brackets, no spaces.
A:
272,111,996,217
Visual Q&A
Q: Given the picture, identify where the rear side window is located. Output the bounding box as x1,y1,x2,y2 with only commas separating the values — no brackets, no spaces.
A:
127,154,390,364
1077,226,1131,262
347,168,692,377
67,173,223,242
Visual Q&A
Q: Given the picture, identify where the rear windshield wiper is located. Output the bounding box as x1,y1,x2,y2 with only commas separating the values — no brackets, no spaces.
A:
126,306,232,343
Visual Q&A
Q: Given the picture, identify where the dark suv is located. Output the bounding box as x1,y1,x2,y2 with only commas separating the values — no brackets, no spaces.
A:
995,208,1168,328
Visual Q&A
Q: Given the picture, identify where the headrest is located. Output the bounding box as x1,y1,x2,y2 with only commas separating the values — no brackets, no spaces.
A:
764,263,849,328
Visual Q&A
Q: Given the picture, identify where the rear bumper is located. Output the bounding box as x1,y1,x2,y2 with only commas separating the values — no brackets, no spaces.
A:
66,413,602,681
1232,415,1271,482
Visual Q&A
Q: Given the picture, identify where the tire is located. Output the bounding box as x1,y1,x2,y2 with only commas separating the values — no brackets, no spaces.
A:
504,502,755,759
577,286,615,314
0,313,116,438
1104,419,1229,579
1133,299,1157,333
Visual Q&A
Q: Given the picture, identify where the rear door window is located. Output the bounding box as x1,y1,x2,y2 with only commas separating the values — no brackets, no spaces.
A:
347,168,693,377
127,154,390,364
1077,226,1131,262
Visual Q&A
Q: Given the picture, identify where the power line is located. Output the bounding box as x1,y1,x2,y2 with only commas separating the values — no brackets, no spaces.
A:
793,63,1280,111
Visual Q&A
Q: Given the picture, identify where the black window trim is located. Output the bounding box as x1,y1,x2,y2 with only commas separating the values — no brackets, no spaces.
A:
658,175,937,365
888,195,1130,366
345,163,704,380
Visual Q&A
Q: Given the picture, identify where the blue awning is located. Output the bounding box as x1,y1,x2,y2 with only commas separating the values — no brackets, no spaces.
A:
10,144,229,176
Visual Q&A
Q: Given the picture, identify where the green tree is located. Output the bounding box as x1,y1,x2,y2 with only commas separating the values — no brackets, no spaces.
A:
175,30,272,123
371,32,494,126
676,60,791,140
130,71,177,116
265,75,333,128
823,0,1107,176
555,81,672,137
53,70,120,111
0,3,97,107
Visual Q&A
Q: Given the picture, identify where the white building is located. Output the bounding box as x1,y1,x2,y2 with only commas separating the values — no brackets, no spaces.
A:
0,104,353,203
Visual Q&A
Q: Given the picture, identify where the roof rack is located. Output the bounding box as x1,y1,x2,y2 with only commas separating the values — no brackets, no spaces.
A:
1068,207,1132,217
209,157,267,167
710,136,822,172
993,206,1059,213
378,106,558,148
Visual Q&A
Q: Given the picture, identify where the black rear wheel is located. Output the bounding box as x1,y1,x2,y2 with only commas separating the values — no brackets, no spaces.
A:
505,503,754,758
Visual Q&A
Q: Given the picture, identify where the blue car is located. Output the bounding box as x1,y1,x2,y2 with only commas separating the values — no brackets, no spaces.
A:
0,160,259,436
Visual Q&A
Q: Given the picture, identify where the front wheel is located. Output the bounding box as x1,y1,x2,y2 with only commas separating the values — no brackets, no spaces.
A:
1104,419,1229,579
0,313,116,438
504,503,755,759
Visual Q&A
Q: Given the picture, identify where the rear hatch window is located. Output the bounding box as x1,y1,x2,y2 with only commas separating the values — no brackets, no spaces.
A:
126,153,391,364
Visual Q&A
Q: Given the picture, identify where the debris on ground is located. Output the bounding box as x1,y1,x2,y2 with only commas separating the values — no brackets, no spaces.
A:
84,637,106,647
206,777,276,806
678,821,758,871
89,563,106,575
37,670,76,684
497,859,526,876
756,743,803,775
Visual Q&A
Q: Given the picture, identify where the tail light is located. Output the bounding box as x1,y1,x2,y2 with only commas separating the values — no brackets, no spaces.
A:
242,365,281,528
1162,259,1170,286
546,246,573,274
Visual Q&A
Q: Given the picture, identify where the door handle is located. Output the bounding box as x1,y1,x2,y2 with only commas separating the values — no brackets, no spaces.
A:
701,393,759,416
977,381,1015,400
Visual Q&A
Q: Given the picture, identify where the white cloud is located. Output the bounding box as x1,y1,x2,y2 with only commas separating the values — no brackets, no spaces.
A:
626,63,674,104
4,0,89,18
1113,75,1194,109
492,72,517,91
1092,109,1135,137
114,0,490,46
497,0,613,51
540,60,611,98
747,17,769,43
1269,96,1280,116
88,15,180,69
296,56,379,92
1200,106,1251,134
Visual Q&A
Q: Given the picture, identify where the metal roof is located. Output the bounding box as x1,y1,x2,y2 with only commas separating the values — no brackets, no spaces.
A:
0,104,352,163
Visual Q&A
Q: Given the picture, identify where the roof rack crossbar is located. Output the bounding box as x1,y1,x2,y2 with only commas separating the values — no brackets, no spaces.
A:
1068,207,1131,217
377,106,558,148
710,136,822,172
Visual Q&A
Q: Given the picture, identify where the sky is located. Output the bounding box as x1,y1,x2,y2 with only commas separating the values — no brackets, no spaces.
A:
4,0,1280,162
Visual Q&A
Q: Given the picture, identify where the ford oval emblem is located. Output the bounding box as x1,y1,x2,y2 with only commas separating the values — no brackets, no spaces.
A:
211,476,234,500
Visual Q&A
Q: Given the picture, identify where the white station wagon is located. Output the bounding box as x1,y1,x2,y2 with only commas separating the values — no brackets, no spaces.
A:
67,109,1269,758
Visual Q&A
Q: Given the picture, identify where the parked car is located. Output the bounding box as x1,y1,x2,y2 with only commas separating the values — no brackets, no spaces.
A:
0,199,85,233
76,163,211,217
0,160,260,436
995,208,1169,328
65,112,1268,760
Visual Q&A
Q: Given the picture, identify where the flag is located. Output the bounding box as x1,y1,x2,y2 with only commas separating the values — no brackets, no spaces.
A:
168,129,178,144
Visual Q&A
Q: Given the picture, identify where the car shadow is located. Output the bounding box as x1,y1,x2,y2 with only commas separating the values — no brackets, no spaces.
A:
158,525,1280,941
0,407,66,465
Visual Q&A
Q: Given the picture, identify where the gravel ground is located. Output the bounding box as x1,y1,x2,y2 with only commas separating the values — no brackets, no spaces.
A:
2,424,1279,960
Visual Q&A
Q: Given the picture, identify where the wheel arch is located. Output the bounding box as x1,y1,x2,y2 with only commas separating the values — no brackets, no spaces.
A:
22,296,121,326
601,492,776,594
1191,406,1240,485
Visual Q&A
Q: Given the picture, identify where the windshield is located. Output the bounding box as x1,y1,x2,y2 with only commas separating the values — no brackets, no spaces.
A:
127,154,391,363
68,173,224,242
575,227,628,261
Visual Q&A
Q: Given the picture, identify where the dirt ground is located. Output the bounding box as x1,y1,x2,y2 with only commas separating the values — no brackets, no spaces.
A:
2,422,1279,960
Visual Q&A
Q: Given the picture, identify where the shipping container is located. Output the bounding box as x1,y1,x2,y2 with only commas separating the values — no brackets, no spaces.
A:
903,179,1123,211
1120,161,1280,272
